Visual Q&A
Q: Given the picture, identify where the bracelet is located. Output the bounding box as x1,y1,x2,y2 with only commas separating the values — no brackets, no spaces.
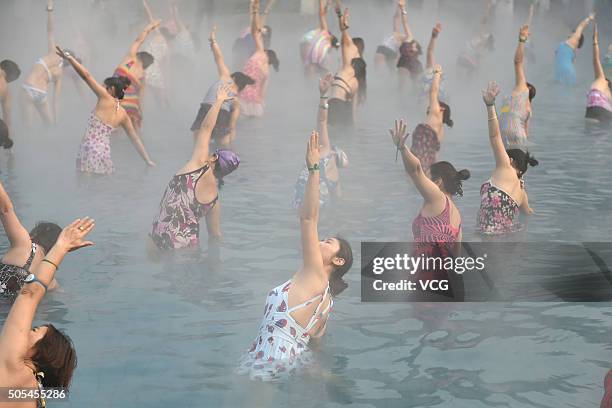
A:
485,102,496,107
308,163,320,172
42,258,58,270
320,96,329,99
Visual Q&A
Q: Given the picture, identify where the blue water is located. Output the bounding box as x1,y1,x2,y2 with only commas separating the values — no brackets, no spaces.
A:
1,1,612,407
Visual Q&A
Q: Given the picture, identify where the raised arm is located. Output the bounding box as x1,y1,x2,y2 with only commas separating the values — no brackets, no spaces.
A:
191,84,232,165
129,20,160,57
482,81,511,169
568,13,594,50
121,115,155,166
592,23,605,81
300,131,324,271
514,25,529,90
46,0,56,53
209,28,231,79
426,23,441,70
318,74,332,154
250,0,265,52
399,1,413,42
428,65,442,114
392,0,404,34
56,46,107,98
0,218,94,367
390,119,443,204
319,0,329,32
336,4,354,68
0,180,30,249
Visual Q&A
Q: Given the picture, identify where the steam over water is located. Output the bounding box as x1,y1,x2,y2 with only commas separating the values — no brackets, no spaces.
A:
1,0,611,406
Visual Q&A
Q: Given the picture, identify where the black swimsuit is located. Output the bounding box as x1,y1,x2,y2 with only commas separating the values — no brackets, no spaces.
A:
0,243,37,299
329,76,354,127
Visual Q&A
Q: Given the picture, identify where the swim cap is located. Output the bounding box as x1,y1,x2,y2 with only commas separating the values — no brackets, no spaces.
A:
215,149,240,178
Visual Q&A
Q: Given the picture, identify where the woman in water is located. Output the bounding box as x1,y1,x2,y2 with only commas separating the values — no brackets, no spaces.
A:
190,28,254,147
0,180,62,299
554,13,594,86
420,23,448,104
395,0,423,86
477,81,537,235
57,47,155,174
238,131,353,381
0,217,94,406
150,84,240,250
20,0,77,126
112,20,159,131
499,24,536,148
0,59,20,140
300,0,339,78
327,5,366,128
238,0,280,118
374,0,408,71
293,74,348,209
585,23,612,124
410,64,453,178
233,0,276,70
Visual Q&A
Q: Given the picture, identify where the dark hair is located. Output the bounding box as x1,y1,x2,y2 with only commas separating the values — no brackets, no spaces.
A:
430,161,470,197
31,325,77,389
329,237,353,297
231,72,255,91
507,149,538,177
439,102,454,127
263,25,273,49
352,37,365,56
526,82,536,102
265,49,280,72
351,57,367,104
400,40,422,57
330,34,339,49
104,76,131,100
0,119,13,149
136,51,154,69
29,222,62,254
213,161,225,189
0,59,21,82
577,33,585,49
607,78,611,93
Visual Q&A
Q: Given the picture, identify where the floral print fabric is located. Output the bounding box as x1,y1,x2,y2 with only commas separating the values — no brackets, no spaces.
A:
410,123,440,178
239,52,268,117
477,181,522,235
76,114,116,175
0,243,36,300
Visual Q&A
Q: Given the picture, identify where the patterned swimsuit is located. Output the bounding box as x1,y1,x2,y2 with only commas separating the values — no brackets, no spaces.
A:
0,243,37,299
499,90,531,148
237,280,332,381
239,52,269,117
410,123,440,178
292,154,339,209
150,164,218,250
113,60,143,130
76,113,116,175
477,180,522,235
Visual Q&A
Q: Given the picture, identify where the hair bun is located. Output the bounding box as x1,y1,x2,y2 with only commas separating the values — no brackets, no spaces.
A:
526,152,539,167
119,76,131,90
457,169,471,181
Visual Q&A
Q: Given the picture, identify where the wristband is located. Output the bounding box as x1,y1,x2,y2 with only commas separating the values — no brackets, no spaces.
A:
42,258,59,270
308,163,320,172
519,37,527,43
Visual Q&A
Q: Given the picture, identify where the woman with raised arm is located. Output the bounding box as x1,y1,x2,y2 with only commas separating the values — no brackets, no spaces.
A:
300,0,339,78
57,47,155,174
0,181,63,299
390,119,469,258
585,23,612,124
150,84,239,250
327,4,366,128
374,0,407,70
420,23,448,103
21,0,79,126
499,24,536,148
238,0,280,118
238,131,353,381
396,1,423,85
233,0,276,69
410,65,453,178
293,74,348,209
554,13,594,86
190,28,254,146
112,20,160,131
477,81,537,235
0,217,94,408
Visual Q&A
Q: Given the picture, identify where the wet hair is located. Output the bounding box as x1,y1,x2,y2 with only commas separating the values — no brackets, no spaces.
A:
30,325,77,389
231,72,255,91
507,149,539,177
104,76,131,100
0,59,21,82
430,161,470,197
29,222,62,254
265,50,280,72
352,37,365,56
351,57,367,104
527,82,536,102
0,119,13,149
263,25,273,49
439,102,454,127
136,51,154,69
329,237,353,297
577,33,585,49
330,34,339,49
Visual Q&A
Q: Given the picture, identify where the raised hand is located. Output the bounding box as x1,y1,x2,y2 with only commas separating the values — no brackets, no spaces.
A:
306,131,320,169
210,26,217,42
433,64,443,75
319,73,333,95
389,119,409,148
482,81,500,105
56,217,95,252
432,22,442,38
55,45,70,59
519,24,529,40
593,22,598,42
216,82,234,102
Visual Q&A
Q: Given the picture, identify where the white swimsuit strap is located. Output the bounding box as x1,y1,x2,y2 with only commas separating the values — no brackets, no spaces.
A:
37,58,53,81
304,285,332,332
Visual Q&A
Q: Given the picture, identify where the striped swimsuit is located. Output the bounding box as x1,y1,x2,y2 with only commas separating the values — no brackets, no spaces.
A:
412,196,461,244
113,60,143,130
